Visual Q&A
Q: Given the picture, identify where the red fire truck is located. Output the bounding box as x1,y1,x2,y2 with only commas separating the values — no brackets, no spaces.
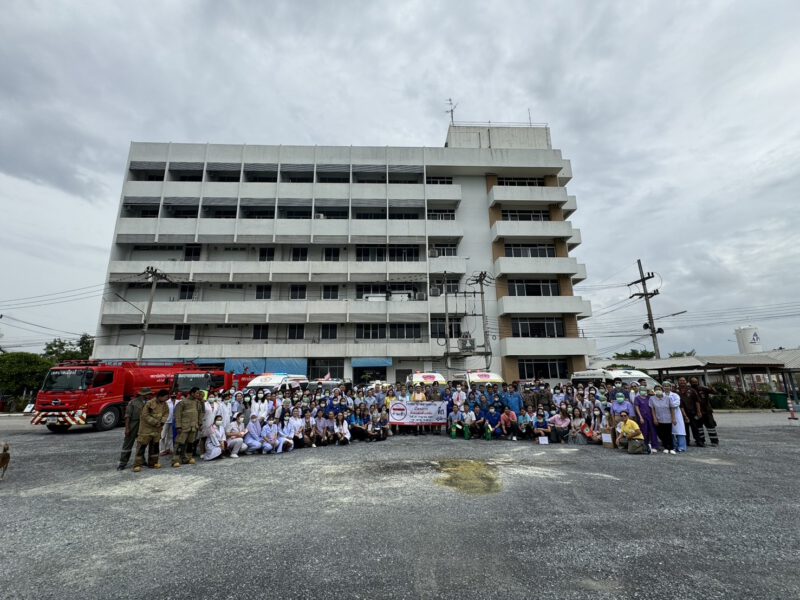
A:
32,360,203,433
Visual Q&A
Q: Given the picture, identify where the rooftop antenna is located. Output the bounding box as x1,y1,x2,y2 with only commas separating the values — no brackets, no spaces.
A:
527,108,532,126
446,98,458,125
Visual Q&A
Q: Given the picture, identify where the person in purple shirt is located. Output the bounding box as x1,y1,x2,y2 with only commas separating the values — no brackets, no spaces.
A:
634,388,659,452
610,392,636,434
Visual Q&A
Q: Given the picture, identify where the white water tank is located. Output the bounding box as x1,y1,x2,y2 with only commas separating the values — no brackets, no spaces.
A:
735,326,762,354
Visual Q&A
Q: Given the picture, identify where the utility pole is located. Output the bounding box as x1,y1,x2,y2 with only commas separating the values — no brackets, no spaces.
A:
629,259,661,358
137,266,170,362
466,271,493,370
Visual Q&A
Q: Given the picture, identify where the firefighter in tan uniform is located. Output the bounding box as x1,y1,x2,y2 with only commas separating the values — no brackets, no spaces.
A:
173,387,204,467
133,389,169,472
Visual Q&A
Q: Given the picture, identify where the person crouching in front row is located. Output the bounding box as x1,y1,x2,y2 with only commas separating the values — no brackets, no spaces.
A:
225,412,247,457
616,410,646,454
334,412,351,445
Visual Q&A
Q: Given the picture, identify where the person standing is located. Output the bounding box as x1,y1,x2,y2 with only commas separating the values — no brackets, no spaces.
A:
133,389,169,472
117,388,151,470
649,385,676,454
159,393,178,457
664,381,687,452
172,387,203,467
634,388,659,452
505,384,524,417
690,377,719,446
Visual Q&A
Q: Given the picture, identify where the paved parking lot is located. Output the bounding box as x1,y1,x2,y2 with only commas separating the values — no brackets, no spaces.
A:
1,412,798,600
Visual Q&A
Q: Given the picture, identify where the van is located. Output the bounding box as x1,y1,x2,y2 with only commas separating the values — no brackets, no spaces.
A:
245,373,309,396
451,371,504,388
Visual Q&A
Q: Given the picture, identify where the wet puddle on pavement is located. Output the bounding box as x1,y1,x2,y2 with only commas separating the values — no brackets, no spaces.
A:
435,459,501,495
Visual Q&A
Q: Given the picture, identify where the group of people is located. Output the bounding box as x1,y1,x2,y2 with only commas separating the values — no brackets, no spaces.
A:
116,375,719,471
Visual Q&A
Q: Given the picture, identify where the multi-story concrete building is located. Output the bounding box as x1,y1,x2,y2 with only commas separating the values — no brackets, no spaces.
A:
93,124,594,383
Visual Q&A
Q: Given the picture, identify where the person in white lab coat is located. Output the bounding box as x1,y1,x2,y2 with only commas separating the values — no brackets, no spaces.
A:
225,412,248,458
159,395,178,456
203,416,226,461
277,413,295,452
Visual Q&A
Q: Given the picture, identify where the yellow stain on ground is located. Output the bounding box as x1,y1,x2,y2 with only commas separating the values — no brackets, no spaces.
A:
435,459,501,495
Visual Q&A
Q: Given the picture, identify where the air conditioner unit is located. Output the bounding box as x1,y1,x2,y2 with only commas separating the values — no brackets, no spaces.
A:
429,287,441,297
314,213,326,219
428,248,439,258
457,336,476,353
415,292,427,301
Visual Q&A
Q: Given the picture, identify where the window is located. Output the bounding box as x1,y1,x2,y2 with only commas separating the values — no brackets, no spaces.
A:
322,285,339,300
320,324,337,340
220,284,244,290
259,247,275,262
353,170,386,184
501,209,550,221
496,177,545,187
518,359,568,380
290,285,306,300
171,208,199,218
508,279,560,297
288,324,305,340
140,208,159,218
245,172,278,182
291,247,308,261
179,284,195,300
206,208,237,219
308,358,344,379
431,243,457,257
504,244,556,258
511,317,565,338
426,176,453,185
356,323,386,339
388,245,419,262
430,318,461,338
356,284,387,299
389,323,422,339
256,285,271,300
443,278,460,294
132,245,182,251
427,209,456,221
174,325,191,341
253,324,269,340
353,211,386,219
324,247,340,262
285,209,312,219
89,371,114,388
388,210,421,220
184,245,201,261
356,245,386,262
317,174,350,183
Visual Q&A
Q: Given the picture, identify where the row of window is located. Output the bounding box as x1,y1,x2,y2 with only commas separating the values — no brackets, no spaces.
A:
134,318,565,341
130,168,456,185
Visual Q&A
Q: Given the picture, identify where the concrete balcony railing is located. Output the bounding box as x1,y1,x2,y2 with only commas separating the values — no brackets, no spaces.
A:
490,220,576,242
93,340,447,361
163,181,202,198
239,182,278,198
567,229,582,249
117,219,158,237
202,182,239,198
499,337,596,357
493,257,582,277
122,180,162,199
488,186,569,207
426,184,462,201
429,256,467,274
497,296,592,317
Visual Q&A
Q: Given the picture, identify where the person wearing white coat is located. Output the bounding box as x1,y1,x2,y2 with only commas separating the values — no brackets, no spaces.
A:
288,408,306,449
159,396,178,456
225,413,248,457
333,413,351,445
277,415,295,452
665,382,687,452
243,414,264,454
260,418,285,454
203,417,226,461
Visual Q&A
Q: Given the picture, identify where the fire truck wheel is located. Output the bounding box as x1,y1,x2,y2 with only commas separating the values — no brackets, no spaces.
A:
94,407,120,431
46,424,72,433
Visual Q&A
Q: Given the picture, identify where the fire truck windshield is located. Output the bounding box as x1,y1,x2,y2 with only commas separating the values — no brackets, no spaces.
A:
173,373,211,392
41,369,89,392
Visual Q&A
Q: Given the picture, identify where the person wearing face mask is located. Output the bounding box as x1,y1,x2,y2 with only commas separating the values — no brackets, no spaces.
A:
302,410,319,447
485,405,502,440
225,412,247,457
610,392,636,440
203,415,227,461
532,408,551,442
231,391,244,416
587,408,604,444
288,407,306,449
677,376,702,447
690,377,719,446
649,384,676,454
218,391,234,430
452,384,467,409
547,404,571,443
634,388,659,452
551,386,565,406
664,381,687,452
616,410,646,454
518,406,534,440
277,413,295,452
243,414,264,454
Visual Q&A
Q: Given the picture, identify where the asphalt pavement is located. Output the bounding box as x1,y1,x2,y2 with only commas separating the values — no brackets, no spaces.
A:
0,412,798,600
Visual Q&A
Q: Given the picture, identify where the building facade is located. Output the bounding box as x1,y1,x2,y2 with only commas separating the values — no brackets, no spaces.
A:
93,124,594,383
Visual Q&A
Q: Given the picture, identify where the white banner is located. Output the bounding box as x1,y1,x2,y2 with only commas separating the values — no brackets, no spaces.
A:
389,400,447,425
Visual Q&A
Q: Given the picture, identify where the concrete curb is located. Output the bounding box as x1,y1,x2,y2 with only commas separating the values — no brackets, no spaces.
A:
0,413,30,417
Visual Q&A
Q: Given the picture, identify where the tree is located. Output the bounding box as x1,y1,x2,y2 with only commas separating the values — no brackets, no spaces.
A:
669,349,696,357
0,352,54,397
42,334,94,363
612,348,656,360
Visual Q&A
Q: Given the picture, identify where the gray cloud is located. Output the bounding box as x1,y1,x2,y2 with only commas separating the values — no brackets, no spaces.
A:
1,0,799,354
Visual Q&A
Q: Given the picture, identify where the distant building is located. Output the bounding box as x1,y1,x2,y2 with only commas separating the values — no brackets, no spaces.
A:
93,124,594,382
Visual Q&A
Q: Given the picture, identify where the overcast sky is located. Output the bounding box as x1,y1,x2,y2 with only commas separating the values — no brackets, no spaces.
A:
2,0,799,357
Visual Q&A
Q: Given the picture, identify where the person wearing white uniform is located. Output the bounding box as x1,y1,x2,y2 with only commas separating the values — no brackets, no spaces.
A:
261,417,285,454
664,381,687,452
218,392,234,430
452,385,467,408
288,408,306,449
225,412,247,457
243,414,263,454
250,392,264,421
333,412,351,445
203,416,226,461
159,395,178,456
277,414,295,452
